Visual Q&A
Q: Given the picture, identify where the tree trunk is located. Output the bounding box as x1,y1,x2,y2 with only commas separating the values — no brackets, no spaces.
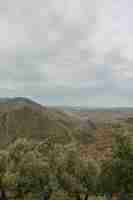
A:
105,192,112,200
0,188,8,200
43,190,52,200
111,193,120,200
76,193,81,200
84,193,89,200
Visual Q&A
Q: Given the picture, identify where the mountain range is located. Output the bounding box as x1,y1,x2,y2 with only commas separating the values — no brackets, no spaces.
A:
0,97,133,160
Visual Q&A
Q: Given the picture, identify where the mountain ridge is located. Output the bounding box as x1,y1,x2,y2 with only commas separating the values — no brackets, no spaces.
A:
0,97,82,148
0,97,132,160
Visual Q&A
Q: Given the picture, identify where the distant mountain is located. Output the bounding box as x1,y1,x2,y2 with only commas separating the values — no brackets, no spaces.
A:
0,97,41,107
0,97,132,160
59,106,133,113
0,97,102,157
60,106,133,122
0,97,36,104
0,97,80,147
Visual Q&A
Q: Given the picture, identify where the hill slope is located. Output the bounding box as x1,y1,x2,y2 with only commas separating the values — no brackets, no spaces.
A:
0,97,132,161
0,97,80,147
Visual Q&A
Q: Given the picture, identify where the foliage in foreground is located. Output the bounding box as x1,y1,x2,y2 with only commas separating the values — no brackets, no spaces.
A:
0,127,133,199
0,138,100,200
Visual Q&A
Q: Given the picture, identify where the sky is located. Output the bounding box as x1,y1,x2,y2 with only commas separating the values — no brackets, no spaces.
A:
0,0,133,107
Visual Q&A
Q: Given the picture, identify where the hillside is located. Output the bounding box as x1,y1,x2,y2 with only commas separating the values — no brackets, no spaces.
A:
61,106,133,122
56,105,133,160
0,98,108,160
0,97,80,147
0,97,133,161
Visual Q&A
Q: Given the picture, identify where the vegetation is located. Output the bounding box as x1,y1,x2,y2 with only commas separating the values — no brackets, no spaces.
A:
99,131,133,200
0,138,100,199
0,98,133,199
0,130,132,200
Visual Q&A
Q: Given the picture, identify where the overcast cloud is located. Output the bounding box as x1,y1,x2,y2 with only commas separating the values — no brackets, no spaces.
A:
0,0,133,106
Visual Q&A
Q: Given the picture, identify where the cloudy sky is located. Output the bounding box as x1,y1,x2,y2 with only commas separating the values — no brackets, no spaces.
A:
0,0,133,107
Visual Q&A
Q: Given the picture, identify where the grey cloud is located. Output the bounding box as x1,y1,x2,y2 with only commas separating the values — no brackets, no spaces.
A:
0,0,132,106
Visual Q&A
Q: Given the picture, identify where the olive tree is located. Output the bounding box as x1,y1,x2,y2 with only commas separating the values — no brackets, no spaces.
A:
53,147,100,200
4,138,53,199
100,133,133,200
0,150,9,199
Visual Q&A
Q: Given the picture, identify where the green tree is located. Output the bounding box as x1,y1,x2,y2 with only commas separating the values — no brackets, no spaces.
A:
4,138,53,199
100,133,133,199
0,150,9,199
54,148,99,200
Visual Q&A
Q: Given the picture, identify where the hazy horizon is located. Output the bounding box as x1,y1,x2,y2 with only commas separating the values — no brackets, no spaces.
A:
1,96,133,109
